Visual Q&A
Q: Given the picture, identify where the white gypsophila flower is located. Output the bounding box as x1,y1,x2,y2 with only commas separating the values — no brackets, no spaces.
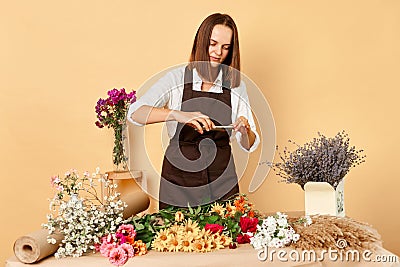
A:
305,216,312,226
43,168,126,258
266,224,276,234
47,237,57,244
276,212,287,219
263,216,276,227
293,233,300,242
250,236,263,250
250,212,302,250
276,218,288,227
277,229,285,238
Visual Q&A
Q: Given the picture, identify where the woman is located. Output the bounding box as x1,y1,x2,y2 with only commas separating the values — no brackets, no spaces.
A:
128,13,260,209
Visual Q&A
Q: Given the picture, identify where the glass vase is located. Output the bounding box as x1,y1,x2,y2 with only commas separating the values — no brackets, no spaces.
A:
112,123,129,172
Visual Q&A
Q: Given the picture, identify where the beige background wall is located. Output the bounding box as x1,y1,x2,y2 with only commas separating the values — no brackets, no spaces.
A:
1,0,399,263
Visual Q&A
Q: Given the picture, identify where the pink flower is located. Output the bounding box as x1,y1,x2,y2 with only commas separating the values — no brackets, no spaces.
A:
205,224,224,234
116,224,136,241
94,242,101,252
108,247,128,266
239,216,259,233
236,234,251,244
55,185,64,191
50,175,60,186
120,243,135,258
100,242,116,257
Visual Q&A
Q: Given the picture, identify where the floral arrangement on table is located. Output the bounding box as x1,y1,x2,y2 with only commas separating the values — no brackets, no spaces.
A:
126,195,311,253
271,131,366,189
95,88,136,171
127,194,260,252
42,171,312,265
33,167,383,267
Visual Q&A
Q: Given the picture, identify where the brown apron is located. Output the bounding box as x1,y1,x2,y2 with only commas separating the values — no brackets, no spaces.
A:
159,66,239,209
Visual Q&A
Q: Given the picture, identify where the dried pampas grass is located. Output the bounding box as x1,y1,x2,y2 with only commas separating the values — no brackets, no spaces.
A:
288,215,381,252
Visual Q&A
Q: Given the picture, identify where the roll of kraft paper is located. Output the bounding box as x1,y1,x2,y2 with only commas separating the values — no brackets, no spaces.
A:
122,191,150,219
13,230,63,264
13,191,150,263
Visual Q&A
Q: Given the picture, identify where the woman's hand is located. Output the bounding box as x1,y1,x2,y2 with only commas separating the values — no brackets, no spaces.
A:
233,116,251,135
233,116,256,150
171,110,215,134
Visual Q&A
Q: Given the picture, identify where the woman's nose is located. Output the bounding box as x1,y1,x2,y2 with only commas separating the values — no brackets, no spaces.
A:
214,46,222,55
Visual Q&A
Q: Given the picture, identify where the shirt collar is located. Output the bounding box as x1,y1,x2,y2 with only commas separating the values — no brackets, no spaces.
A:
192,68,223,93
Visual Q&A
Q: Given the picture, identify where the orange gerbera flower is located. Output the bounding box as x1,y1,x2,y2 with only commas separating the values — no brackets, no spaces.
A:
133,240,148,255
234,197,246,213
248,210,255,218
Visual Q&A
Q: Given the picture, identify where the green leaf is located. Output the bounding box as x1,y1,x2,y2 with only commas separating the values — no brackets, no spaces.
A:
135,224,145,231
195,206,202,215
234,211,242,221
188,205,194,214
208,215,219,223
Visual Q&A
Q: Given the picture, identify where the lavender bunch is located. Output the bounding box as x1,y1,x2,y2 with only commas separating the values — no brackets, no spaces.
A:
272,131,366,189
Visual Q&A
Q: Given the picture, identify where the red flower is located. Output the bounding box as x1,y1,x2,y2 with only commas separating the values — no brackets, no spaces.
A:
229,242,237,249
204,223,224,234
239,216,259,233
236,234,251,244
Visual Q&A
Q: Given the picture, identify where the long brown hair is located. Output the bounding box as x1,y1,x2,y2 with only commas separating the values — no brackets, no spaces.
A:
189,13,241,88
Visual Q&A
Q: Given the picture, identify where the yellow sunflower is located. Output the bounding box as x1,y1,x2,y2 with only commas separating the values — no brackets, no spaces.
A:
156,228,170,244
166,234,182,252
210,203,226,217
183,218,200,235
224,201,237,217
219,234,233,247
174,211,184,222
152,238,167,252
201,235,212,252
210,234,225,250
168,223,184,236
192,239,206,253
198,228,211,238
180,235,194,252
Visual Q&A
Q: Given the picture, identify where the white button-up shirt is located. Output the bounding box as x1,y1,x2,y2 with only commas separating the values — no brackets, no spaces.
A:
127,66,260,152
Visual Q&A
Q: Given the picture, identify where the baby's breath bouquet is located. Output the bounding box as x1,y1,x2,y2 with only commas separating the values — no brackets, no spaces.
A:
42,168,126,258
272,131,366,189
250,212,311,249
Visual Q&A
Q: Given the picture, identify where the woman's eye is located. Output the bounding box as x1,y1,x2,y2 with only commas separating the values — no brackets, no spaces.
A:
223,46,230,50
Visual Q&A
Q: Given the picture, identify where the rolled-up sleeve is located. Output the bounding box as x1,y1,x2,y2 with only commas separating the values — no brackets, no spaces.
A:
231,81,260,153
127,71,176,126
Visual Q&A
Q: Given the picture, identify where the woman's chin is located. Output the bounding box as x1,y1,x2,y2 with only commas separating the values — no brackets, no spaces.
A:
209,61,220,68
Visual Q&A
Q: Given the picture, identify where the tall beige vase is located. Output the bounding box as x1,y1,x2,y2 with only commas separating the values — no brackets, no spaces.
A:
304,178,345,217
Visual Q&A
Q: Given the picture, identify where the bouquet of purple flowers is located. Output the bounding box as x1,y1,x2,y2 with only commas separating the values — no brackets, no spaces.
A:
95,88,136,170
